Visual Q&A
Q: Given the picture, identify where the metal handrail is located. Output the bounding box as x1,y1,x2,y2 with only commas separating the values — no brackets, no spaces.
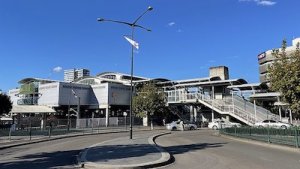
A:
166,91,275,125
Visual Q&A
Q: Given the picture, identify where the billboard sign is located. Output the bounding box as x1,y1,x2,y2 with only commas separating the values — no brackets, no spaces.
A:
257,52,266,60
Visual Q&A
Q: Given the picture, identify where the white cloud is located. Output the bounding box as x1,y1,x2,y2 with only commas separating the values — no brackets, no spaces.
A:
168,22,175,27
256,0,276,6
177,29,183,33
239,0,277,6
53,66,62,73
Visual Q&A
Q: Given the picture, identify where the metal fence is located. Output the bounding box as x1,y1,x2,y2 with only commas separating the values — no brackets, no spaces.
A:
0,117,143,142
220,127,300,148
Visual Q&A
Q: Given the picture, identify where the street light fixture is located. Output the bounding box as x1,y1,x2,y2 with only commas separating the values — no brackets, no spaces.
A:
71,89,80,128
97,6,153,139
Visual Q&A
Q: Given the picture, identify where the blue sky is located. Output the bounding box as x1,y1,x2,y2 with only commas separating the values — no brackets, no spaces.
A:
1,0,300,92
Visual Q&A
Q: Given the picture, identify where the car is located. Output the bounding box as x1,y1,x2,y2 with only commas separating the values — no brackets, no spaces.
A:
208,119,241,130
254,120,292,129
166,120,197,131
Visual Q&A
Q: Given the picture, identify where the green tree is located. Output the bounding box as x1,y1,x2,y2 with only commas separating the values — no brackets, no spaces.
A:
0,93,13,116
268,39,300,114
132,83,168,124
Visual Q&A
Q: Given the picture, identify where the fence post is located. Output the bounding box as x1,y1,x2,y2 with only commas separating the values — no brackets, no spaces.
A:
9,127,12,141
67,119,70,132
29,128,32,141
125,116,127,130
98,119,100,134
249,127,251,137
49,122,53,138
295,129,299,148
92,112,94,133
29,118,32,141
235,126,237,136
48,126,51,138
267,127,270,143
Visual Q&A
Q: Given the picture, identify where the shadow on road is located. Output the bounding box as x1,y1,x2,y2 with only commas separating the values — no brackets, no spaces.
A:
0,142,226,169
85,142,227,163
0,149,80,169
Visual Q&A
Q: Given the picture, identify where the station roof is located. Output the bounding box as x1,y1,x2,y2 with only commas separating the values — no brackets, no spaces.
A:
227,83,268,90
96,72,149,80
75,76,124,85
157,77,210,86
11,105,56,114
18,78,58,84
134,78,170,84
172,78,247,88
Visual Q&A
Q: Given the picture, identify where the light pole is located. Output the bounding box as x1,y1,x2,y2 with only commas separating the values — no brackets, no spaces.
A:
97,6,153,139
72,89,80,128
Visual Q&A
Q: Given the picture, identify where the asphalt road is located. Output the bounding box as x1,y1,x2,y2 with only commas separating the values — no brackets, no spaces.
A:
155,129,300,169
1,129,300,169
0,131,134,169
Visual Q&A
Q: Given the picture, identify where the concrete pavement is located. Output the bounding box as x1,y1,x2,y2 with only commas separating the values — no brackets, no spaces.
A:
155,130,300,169
78,132,172,169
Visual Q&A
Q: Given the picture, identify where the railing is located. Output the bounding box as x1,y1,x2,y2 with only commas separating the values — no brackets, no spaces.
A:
0,117,144,142
228,95,279,121
166,90,277,125
187,92,254,125
220,127,300,148
232,106,256,125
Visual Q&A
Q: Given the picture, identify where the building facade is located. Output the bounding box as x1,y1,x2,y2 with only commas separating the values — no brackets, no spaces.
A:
258,37,300,84
9,67,282,127
8,72,148,126
64,68,90,82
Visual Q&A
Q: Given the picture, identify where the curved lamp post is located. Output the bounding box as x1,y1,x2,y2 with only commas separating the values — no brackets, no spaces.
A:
97,6,153,139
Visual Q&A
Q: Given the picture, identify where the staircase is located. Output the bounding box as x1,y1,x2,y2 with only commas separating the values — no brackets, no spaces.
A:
169,105,191,120
167,91,279,126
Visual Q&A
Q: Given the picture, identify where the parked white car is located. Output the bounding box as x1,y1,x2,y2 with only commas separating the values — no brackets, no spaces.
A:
208,119,241,130
254,120,292,129
166,120,197,131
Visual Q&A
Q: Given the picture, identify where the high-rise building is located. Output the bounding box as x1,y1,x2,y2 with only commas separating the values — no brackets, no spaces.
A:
64,68,90,82
258,37,300,84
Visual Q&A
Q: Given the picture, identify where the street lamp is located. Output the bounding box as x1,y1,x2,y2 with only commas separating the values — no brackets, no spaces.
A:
71,89,80,128
97,6,153,139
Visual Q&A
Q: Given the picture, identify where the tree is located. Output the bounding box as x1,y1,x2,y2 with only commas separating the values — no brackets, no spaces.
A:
132,83,168,125
268,39,300,115
0,93,13,116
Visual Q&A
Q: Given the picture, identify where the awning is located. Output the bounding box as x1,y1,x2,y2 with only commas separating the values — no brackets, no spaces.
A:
227,83,268,90
250,92,281,98
249,92,281,101
274,101,289,106
0,117,13,121
11,105,56,114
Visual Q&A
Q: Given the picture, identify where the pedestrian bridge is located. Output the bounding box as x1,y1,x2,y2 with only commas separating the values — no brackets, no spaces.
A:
165,89,279,126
